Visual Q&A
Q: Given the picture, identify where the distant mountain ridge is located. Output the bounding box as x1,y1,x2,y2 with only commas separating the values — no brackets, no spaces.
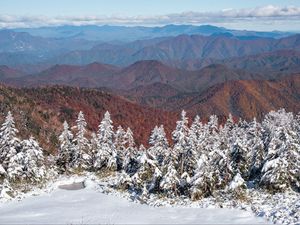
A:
120,74,300,120
48,34,300,67
13,24,292,41
0,28,299,67
2,60,269,92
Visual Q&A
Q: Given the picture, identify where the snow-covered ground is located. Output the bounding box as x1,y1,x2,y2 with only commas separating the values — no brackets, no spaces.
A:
0,177,270,225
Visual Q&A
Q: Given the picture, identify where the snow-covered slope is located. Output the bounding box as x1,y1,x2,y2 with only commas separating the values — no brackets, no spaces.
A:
0,178,270,225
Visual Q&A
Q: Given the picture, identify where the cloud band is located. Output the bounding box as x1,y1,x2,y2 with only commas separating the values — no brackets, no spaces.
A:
0,5,299,29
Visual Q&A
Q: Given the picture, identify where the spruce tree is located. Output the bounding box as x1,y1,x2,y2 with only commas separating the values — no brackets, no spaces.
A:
115,126,126,170
0,112,20,170
210,129,233,189
21,137,46,182
247,118,265,180
89,132,98,170
172,110,189,175
160,160,180,197
94,111,117,171
230,126,250,179
133,149,161,193
261,109,300,191
190,154,215,200
7,151,24,181
123,128,139,174
149,125,169,166
73,111,90,169
188,115,203,156
57,121,74,172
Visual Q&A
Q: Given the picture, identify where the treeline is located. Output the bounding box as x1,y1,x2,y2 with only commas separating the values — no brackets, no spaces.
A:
0,109,299,199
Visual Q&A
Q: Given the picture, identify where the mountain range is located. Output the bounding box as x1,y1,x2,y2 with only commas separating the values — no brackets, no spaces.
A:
13,25,292,41
1,73,299,152
0,24,299,149
1,29,300,69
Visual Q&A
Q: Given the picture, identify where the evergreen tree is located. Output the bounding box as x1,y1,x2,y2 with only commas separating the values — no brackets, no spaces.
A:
6,151,24,181
186,115,204,177
89,132,98,169
260,109,300,191
132,149,161,193
73,111,90,169
57,121,74,172
225,114,235,131
94,111,117,171
210,129,233,189
247,118,265,180
21,137,46,182
0,164,6,177
188,115,203,156
0,179,15,199
0,112,20,170
149,125,169,166
227,172,247,199
114,126,126,170
207,115,219,134
172,110,189,175
114,170,132,190
190,154,215,200
230,126,250,179
160,160,180,196
123,128,139,174
261,125,300,191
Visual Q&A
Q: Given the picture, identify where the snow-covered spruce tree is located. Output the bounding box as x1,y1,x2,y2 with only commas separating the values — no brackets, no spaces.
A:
114,170,132,190
114,126,126,170
209,128,233,189
160,159,180,197
7,137,46,183
194,115,232,192
6,151,24,181
207,114,219,134
0,112,21,170
89,132,98,169
247,118,265,180
0,163,6,179
294,112,300,187
0,179,15,199
172,110,190,176
222,114,237,148
21,137,46,182
190,154,216,200
94,111,117,172
188,115,203,155
148,125,169,166
227,172,247,200
57,121,74,172
230,126,250,180
132,149,162,194
186,115,203,175
123,128,139,175
260,109,300,191
225,114,235,131
73,111,90,170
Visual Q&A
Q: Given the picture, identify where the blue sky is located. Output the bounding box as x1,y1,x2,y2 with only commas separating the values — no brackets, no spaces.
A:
1,0,299,15
1,0,300,30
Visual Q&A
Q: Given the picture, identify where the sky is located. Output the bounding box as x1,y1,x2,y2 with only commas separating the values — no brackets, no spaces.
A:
0,0,300,31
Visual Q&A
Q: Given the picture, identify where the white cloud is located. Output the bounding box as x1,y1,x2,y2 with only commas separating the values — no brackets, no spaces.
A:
0,5,300,29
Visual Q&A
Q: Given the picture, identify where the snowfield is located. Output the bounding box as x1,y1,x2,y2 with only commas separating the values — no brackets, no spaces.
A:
0,177,271,225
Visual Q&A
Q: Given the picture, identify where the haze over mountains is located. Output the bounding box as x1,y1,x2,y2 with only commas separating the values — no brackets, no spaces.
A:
14,24,292,41
0,24,300,147
1,27,300,68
